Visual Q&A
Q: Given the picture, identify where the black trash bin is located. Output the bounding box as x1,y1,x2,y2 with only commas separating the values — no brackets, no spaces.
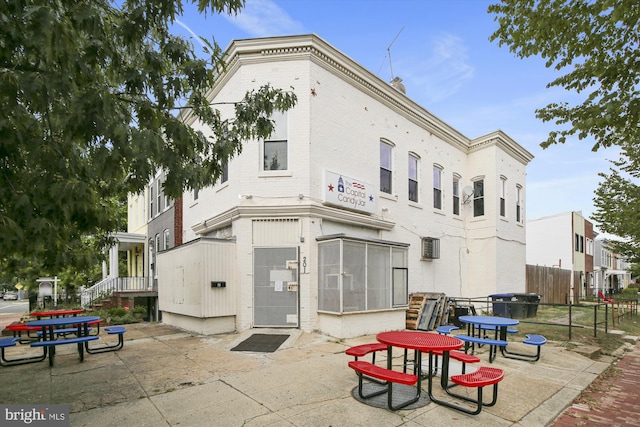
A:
510,293,529,319
489,294,514,318
526,293,541,317
452,306,470,327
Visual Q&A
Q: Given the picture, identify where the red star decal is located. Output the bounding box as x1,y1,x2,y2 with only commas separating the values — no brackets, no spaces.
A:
328,184,334,191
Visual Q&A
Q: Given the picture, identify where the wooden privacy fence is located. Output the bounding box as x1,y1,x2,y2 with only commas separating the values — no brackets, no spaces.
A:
525,265,578,304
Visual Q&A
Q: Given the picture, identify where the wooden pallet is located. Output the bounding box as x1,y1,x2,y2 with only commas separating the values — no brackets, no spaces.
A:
406,294,428,329
406,293,447,330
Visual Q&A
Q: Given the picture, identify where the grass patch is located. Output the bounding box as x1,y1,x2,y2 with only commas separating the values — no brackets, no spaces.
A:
509,302,639,354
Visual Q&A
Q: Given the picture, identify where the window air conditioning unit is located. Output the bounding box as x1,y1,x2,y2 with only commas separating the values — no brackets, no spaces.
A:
422,237,440,260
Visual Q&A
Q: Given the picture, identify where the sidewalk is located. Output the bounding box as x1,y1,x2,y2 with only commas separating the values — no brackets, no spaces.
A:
551,340,640,426
0,321,633,426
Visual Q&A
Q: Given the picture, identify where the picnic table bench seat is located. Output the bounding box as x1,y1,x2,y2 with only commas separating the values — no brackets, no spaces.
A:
435,325,460,335
31,335,99,366
348,360,420,410
502,334,546,362
441,366,505,415
478,324,518,335
86,326,126,354
430,349,480,377
456,335,508,348
0,337,47,367
37,327,93,338
523,334,546,346
346,343,388,384
457,335,508,363
6,323,41,343
345,343,387,362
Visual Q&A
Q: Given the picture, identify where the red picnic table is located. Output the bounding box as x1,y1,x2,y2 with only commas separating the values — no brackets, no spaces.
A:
7,309,89,344
29,309,84,319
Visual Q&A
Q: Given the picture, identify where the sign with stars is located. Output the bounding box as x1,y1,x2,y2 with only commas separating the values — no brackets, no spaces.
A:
323,170,376,214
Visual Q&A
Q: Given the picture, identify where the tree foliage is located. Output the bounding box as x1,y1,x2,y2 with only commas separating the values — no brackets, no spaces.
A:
0,0,297,272
592,162,640,263
489,0,639,152
489,0,639,265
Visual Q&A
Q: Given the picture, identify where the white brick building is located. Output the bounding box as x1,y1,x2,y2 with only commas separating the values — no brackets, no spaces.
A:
157,35,534,338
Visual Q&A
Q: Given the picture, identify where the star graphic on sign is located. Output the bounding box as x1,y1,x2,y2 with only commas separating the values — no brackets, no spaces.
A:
328,183,334,191
369,195,374,202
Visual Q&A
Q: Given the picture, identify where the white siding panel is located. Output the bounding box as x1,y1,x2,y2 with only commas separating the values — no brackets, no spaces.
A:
201,240,237,318
252,219,299,246
158,239,237,319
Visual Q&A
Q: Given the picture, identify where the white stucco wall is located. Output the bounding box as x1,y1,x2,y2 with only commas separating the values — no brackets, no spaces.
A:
526,212,573,268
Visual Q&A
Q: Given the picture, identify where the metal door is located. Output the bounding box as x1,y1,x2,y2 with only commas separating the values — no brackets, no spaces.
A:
253,247,299,327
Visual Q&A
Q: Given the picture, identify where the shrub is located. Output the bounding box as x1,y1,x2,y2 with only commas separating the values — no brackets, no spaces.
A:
133,305,146,315
108,307,127,317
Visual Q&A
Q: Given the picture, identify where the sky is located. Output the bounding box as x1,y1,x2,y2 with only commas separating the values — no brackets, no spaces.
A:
172,0,621,233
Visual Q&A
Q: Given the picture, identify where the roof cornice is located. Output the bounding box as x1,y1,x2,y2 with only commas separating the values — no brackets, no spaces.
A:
192,203,395,235
181,34,531,159
199,35,474,152
470,130,535,165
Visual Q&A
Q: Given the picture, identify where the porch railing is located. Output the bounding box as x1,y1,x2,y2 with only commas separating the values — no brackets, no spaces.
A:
81,277,152,308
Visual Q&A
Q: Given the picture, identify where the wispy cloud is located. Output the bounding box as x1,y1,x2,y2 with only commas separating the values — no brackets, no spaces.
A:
224,0,305,37
400,33,475,103
175,19,207,49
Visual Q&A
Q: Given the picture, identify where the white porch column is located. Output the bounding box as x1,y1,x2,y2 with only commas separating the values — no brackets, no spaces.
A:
109,243,119,278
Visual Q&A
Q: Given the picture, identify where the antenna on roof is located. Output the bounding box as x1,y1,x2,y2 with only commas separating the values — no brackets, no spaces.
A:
387,27,406,94
387,27,404,81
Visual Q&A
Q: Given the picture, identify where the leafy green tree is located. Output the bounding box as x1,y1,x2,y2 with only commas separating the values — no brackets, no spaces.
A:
0,0,297,273
489,0,639,263
489,0,639,152
592,163,640,263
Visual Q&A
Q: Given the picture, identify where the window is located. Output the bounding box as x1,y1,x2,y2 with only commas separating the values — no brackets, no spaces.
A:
149,184,154,219
408,153,419,202
452,175,460,215
163,229,170,250
154,234,160,278
516,185,523,223
221,161,228,184
164,181,171,209
193,187,199,201
433,165,442,210
473,179,484,217
157,179,162,212
148,238,154,278
318,236,408,313
380,141,393,194
499,176,506,217
263,111,287,171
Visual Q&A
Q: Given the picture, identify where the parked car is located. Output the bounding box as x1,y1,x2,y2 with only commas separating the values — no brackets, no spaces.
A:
3,291,18,301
